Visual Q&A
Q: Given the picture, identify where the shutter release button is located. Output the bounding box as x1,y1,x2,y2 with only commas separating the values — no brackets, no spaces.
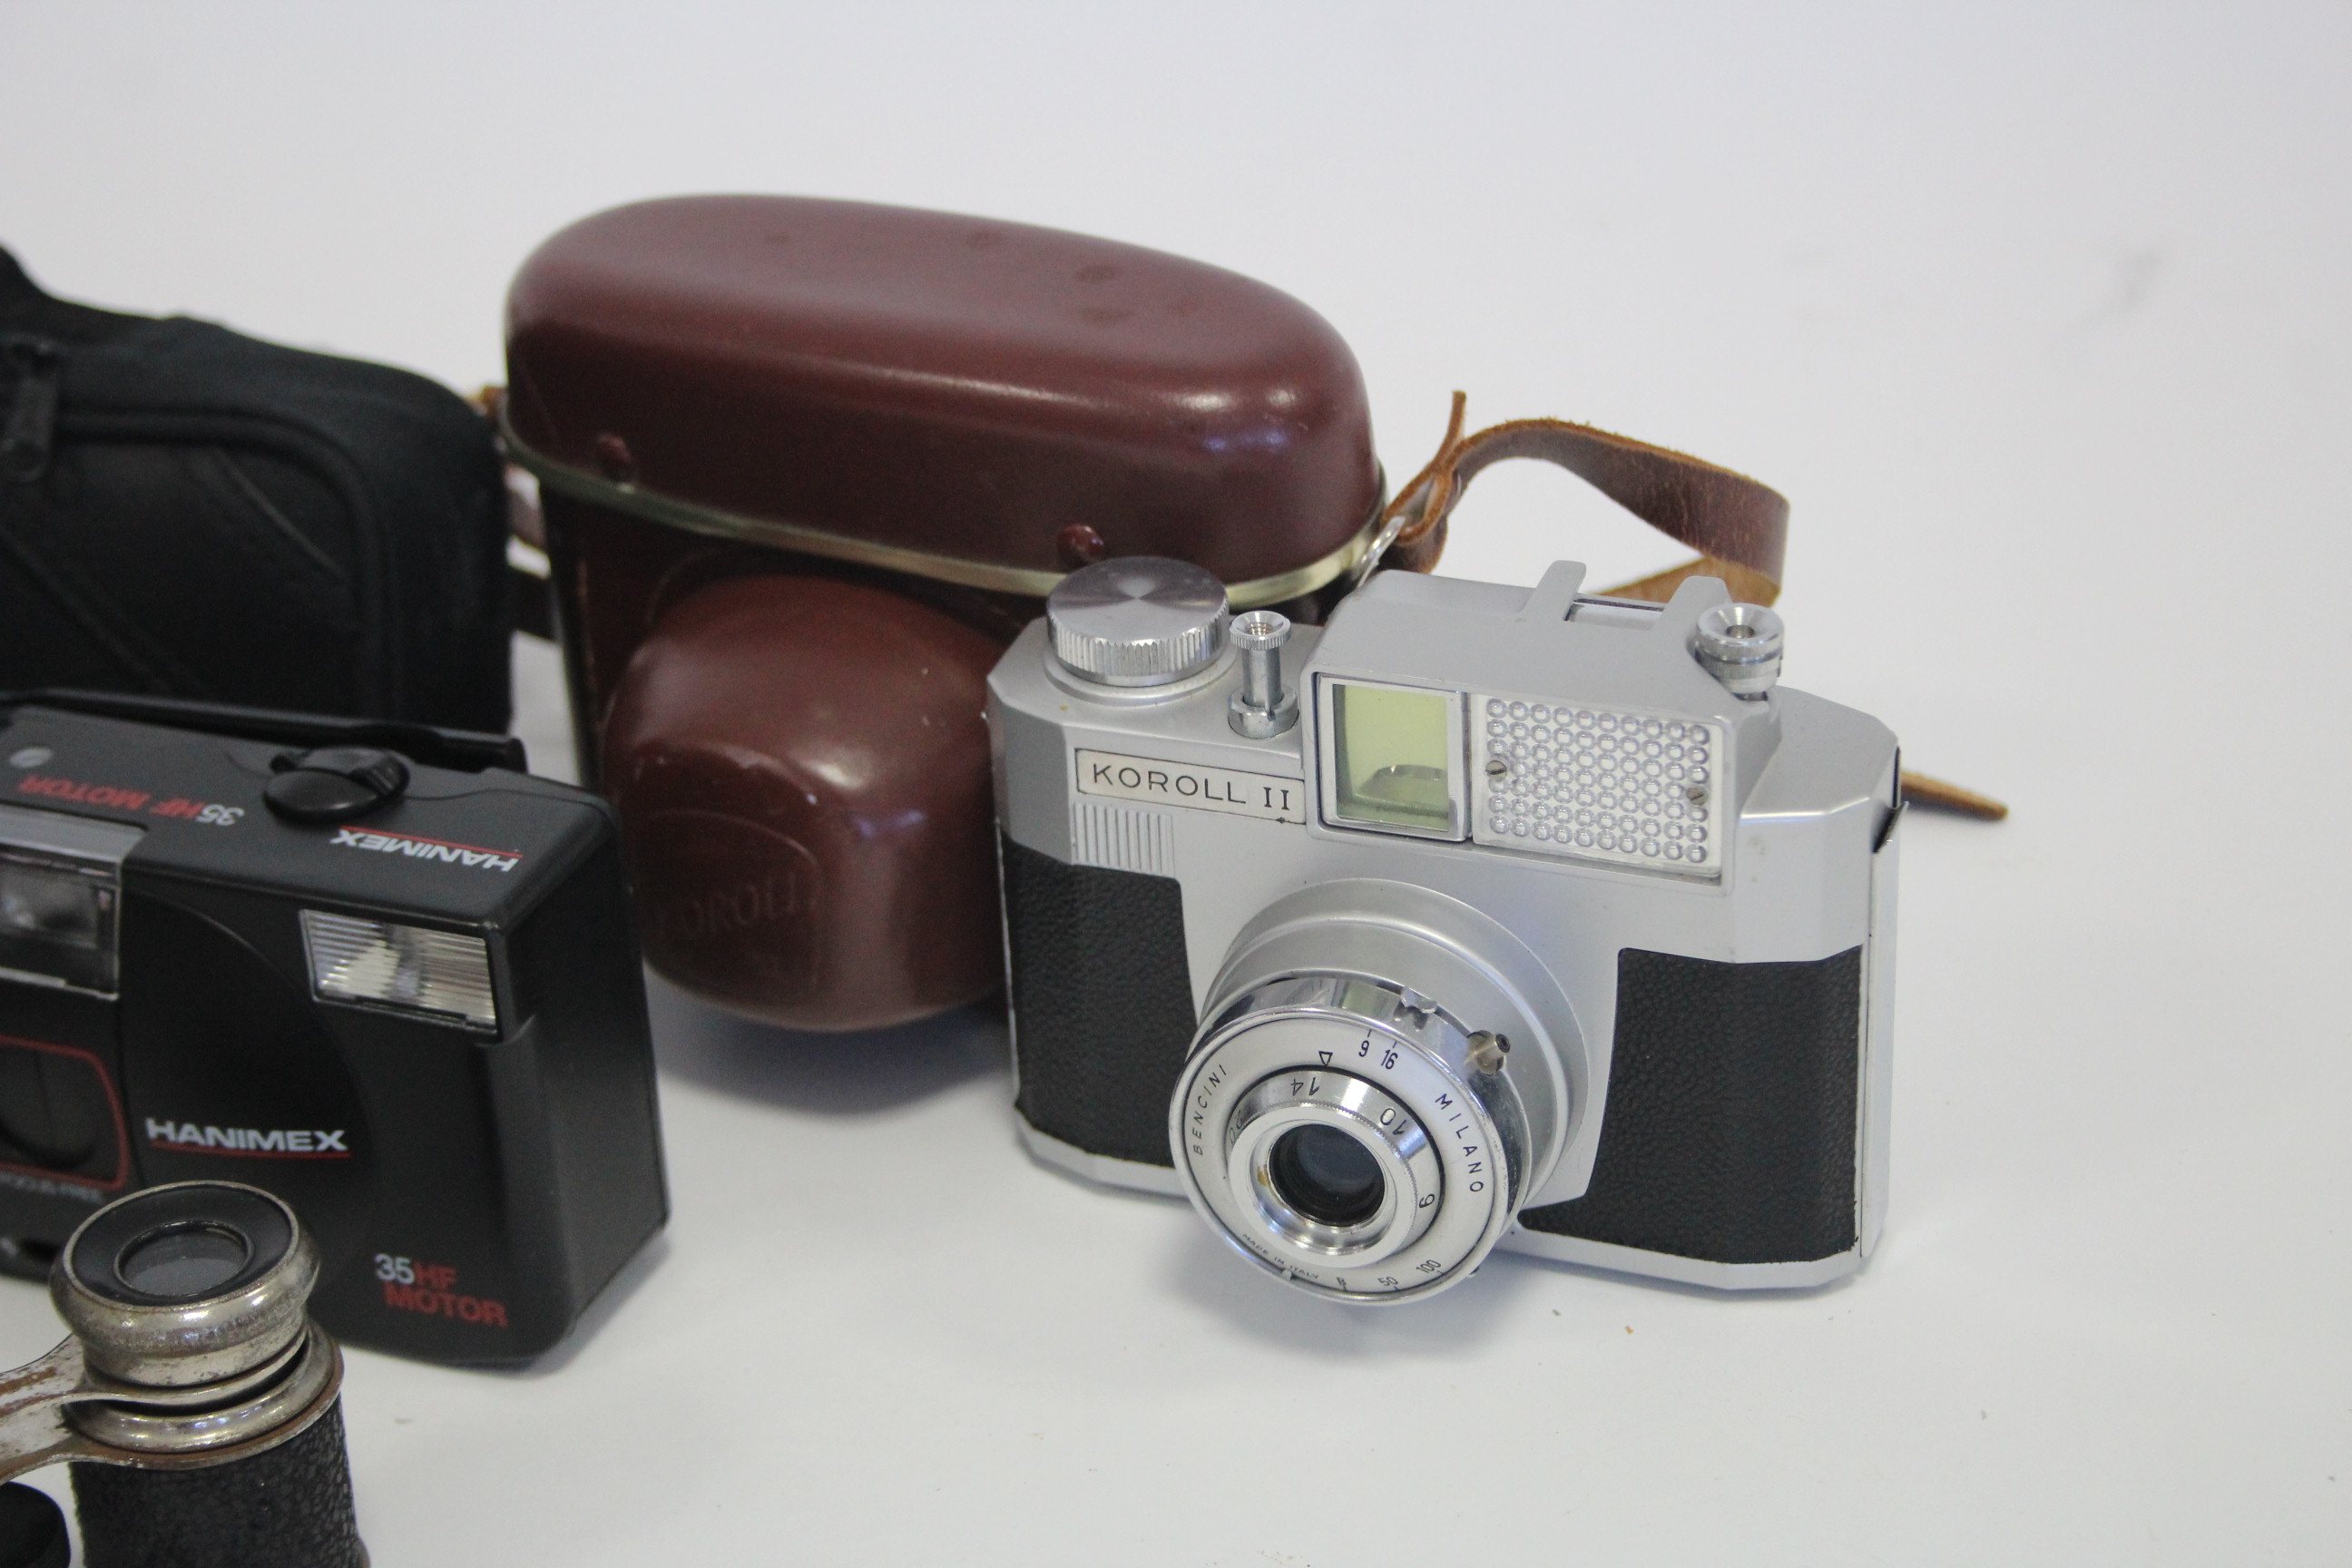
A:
263,747,411,823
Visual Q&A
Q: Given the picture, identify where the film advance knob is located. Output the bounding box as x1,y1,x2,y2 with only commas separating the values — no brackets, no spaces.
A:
1047,556,1231,687
263,746,411,823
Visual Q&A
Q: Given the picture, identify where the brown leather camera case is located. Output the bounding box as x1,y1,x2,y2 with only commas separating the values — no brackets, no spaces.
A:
504,196,1382,1030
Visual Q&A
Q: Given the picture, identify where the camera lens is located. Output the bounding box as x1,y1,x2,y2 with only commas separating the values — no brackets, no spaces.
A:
117,1222,250,1300
1268,1124,1385,1227
1175,955,1561,1302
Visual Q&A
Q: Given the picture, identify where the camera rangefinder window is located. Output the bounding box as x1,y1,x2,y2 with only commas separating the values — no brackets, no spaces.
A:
1328,681,1461,835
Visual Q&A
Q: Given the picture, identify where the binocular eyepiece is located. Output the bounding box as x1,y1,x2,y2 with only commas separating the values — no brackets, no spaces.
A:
0,1181,365,1568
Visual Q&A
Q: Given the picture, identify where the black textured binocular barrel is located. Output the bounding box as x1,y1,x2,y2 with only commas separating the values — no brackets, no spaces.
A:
69,1400,365,1568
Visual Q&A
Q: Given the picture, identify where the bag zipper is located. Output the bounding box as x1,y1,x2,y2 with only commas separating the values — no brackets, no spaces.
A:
0,334,63,483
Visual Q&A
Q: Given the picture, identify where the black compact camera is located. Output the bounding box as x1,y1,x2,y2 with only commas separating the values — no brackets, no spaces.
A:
0,691,667,1365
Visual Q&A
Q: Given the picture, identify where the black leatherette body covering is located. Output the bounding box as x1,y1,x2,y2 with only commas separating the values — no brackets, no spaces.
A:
1002,836,1195,1167
1520,946,1864,1265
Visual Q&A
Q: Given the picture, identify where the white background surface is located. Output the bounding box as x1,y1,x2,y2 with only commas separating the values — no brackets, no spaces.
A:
3,4,2348,1563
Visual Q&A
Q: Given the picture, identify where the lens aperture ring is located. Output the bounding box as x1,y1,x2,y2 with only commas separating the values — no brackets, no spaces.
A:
1172,984,1525,1303
54,1181,317,1387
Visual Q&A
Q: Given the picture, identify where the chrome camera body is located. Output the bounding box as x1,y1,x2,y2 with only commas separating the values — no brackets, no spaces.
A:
988,558,1900,1301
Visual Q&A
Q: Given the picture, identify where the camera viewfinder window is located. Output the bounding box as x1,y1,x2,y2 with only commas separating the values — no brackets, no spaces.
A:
1329,682,1459,835
0,805,144,995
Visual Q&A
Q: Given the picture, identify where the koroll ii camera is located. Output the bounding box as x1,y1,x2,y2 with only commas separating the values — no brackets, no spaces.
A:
990,556,1899,1299
0,692,667,1362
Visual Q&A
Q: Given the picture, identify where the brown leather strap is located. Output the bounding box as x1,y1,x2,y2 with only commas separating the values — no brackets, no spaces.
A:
1380,395,2006,820
1377,393,1789,605
1897,772,2009,820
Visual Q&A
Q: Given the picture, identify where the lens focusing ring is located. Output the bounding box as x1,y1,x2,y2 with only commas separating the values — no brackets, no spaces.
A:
1171,974,1530,1303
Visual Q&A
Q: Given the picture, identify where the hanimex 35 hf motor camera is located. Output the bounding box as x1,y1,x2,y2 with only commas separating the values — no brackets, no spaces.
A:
989,556,1900,1300
0,691,667,1364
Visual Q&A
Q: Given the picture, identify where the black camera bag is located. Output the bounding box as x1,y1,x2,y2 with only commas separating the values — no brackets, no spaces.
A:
0,248,511,730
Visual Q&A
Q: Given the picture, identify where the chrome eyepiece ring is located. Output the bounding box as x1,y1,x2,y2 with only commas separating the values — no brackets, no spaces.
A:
53,1181,317,1388
69,1324,338,1455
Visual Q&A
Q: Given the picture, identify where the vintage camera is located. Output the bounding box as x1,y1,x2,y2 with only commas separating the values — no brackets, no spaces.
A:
990,557,1899,1299
0,692,666,1362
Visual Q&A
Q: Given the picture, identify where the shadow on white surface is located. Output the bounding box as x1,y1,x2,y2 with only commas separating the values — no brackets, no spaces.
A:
1158,1219,1534,1354
1155,1198,1866,1356
645,975,1009,1115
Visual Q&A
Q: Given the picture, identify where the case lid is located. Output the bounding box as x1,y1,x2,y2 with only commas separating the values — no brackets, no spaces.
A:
502,196,1382,603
